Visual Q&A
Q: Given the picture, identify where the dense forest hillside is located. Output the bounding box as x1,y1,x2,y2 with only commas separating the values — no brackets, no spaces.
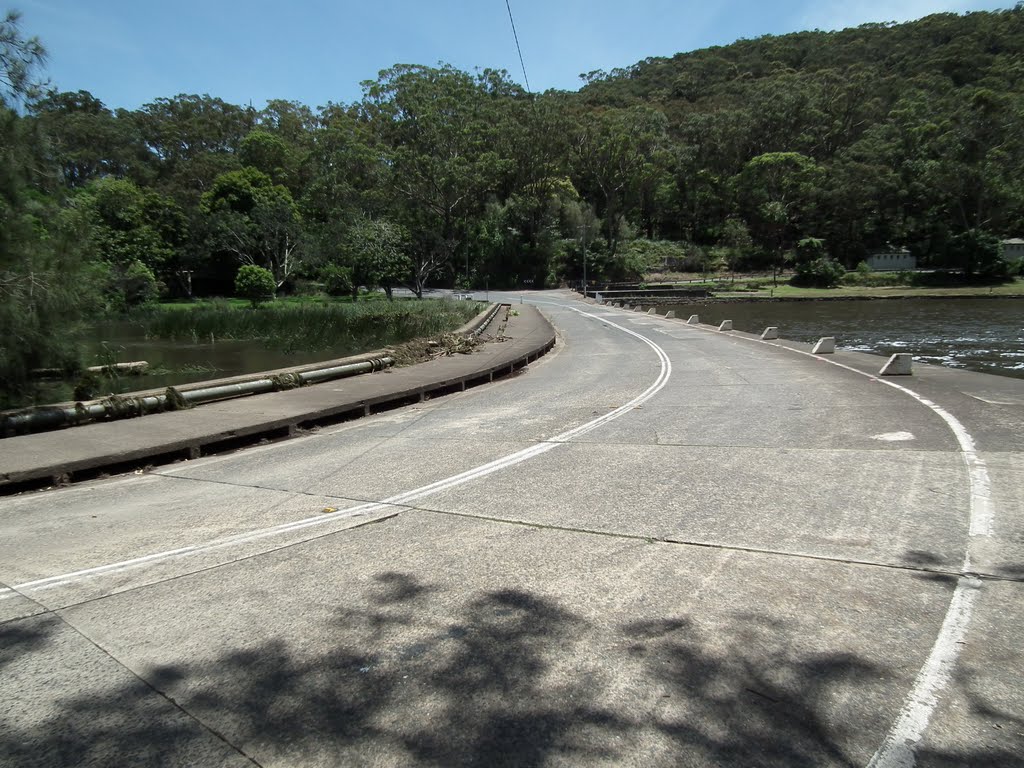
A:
576,8,1024,263
2,7,1023,400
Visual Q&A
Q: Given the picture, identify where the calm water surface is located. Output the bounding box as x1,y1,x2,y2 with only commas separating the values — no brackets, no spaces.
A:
38,321,369,402
660,297,1024,379
33,297,1024,403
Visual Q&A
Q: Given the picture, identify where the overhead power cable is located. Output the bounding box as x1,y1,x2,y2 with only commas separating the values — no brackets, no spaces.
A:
504,0,531,93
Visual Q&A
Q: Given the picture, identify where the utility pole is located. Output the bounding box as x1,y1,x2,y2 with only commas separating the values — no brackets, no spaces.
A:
579,223,588,297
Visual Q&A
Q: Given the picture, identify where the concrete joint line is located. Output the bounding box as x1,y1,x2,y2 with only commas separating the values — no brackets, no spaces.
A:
678,316,996,768
57,611,264,767
418,508,1019,582
0,512,404,620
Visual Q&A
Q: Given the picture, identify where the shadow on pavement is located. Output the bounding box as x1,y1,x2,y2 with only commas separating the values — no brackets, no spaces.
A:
1,572,1022,766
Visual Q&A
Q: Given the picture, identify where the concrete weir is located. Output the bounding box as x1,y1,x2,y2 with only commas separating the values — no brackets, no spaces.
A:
812,337,836,354
881,353,913,375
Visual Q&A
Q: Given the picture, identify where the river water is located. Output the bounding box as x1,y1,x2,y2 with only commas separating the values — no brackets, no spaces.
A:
31,297,1024,405
37,323,368,403
660,297,1024,379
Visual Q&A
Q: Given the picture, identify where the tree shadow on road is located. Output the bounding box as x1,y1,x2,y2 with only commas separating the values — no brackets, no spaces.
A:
1,572,1021,766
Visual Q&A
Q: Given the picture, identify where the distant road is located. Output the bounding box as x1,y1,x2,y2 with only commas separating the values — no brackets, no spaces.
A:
1,289,1021,767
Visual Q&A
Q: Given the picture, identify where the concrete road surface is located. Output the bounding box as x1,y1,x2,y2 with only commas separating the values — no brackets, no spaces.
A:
1,290,1022,767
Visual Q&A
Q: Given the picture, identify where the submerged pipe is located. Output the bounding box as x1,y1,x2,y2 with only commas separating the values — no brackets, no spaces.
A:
298,358,391,385
2,357,393,437
6,302,487,438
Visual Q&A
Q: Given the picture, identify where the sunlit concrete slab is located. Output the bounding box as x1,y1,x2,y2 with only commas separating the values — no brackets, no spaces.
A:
425,443,969,568
916,580,1024,763
570,401,958,451
158,426,534,496
0,475,370,610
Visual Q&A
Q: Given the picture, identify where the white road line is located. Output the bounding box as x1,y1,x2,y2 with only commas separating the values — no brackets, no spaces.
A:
0,305,670,602
649,310,995,768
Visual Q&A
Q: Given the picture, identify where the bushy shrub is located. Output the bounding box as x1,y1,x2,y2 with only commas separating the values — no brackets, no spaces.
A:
123,260,160,306
948,228,1007,280
791,256,846,288
840,270,906,287
619,239,705,276
320,264,353,297
235,265,276,307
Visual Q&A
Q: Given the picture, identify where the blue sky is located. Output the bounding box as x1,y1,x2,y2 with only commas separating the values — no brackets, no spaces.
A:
14,0,1013,111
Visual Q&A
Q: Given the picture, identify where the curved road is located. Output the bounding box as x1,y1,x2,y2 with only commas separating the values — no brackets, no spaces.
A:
1,291,1022,766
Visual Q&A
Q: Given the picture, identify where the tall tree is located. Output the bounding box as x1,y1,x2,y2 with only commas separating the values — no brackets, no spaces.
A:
129,94,255,197
361,64,504,296
200,167,303,288
734,152,824,277
1,13,99,404
571,106,668,254
31,90,152,187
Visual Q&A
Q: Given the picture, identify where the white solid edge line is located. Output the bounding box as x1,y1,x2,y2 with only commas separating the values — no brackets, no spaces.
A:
5,303,671,600
669,314,993,768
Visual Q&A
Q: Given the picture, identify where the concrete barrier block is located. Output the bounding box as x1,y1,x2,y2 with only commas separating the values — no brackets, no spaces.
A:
647,308,656,315
718,320,733,331
812,337,836,354
634,305,643,312
880,353,913,376
687,314,700,325
761,327,779,340
617,302,624,308
665,310,676,319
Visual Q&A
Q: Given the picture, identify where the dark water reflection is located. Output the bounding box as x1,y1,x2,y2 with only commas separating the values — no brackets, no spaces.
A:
661,297,1024,379
38,321,371,402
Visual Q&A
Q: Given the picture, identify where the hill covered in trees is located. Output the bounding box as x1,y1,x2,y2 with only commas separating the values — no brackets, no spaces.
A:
577,6,1024,267
2,6,1023,400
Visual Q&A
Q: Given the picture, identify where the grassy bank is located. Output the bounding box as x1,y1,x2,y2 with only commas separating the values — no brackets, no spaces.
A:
637,274,1024,300
712,278,1024,300
127,299,484,353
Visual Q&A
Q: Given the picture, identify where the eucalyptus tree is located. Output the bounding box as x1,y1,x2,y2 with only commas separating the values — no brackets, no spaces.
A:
30,90,154,188
733,151,824,278
360,64,504,296
129,94,255,198
570,105,669,255
75,177,189,306
200,167,303,288
469,83,575,287
250,99,317,194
